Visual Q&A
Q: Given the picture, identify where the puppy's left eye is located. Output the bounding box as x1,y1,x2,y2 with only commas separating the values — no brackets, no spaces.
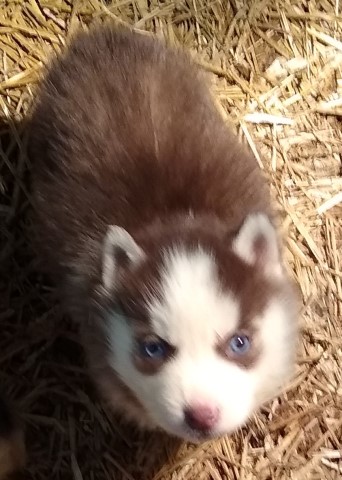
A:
228,334,250,355
138,339,167,359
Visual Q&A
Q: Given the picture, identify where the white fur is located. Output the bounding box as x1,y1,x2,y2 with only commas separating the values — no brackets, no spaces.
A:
148,248,240,347
253,297,297,405
106,247,295,441
232,213,283,278
102,225,144,291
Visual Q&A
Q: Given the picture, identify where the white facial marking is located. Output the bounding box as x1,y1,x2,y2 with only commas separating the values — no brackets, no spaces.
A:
106,247,295,441
148,248,240,347
253,298,297,405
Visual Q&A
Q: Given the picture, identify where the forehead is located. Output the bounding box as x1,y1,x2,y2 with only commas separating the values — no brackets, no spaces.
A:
146,248,240,346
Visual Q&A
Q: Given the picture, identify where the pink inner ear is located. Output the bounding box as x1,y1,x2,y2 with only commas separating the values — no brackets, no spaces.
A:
253,234,268,265
252,230,282,278
232,213,281,276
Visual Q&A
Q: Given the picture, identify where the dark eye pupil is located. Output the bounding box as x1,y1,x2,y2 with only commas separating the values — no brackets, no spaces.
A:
146,343,160,355
229,334,250,354
139,340,166,359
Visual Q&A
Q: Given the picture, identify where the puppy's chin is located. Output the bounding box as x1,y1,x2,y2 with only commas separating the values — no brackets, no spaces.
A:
151,420,224,444
170,428,223,444
153,414,250,443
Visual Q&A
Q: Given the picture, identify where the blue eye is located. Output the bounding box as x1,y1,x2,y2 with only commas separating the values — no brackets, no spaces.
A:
229,334,250,355
139,340,167,359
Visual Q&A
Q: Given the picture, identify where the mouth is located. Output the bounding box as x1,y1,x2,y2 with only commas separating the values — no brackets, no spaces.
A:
167,425,221,444
185,431,221,444
153,412,244,443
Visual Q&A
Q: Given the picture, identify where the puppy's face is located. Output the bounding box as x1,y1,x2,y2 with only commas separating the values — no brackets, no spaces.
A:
102,215,298,442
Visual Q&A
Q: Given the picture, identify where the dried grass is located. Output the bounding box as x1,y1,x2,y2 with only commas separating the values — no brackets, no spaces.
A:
0,1,341,479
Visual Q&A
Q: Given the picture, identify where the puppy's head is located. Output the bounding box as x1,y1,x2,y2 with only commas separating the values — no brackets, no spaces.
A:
98,213,298,442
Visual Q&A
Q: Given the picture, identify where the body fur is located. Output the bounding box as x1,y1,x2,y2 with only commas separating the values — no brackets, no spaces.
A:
29,26,298,442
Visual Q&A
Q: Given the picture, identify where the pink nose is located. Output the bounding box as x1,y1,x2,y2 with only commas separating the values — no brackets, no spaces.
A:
184,404,220,432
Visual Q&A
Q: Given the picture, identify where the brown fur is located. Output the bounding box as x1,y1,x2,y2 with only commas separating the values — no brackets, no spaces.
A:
29,26,279,427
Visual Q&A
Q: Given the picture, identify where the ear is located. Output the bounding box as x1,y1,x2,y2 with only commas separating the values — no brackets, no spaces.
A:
102,225,145,291
232,213,283,278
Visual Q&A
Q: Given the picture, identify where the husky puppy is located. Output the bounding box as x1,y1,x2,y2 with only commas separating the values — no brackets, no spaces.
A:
29,26,298,442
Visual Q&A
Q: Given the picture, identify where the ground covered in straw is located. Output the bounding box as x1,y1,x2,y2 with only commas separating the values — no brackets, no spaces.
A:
1,1,341,479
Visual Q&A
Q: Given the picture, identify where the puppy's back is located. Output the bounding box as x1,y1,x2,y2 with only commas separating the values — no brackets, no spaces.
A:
30,27,270,277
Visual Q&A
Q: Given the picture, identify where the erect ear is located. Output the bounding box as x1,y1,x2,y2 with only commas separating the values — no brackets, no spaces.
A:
232,213,283,278
102,225,145,291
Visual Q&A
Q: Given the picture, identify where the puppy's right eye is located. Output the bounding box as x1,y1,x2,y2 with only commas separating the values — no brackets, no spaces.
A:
228,334,251,355
134,337,176,374
138,339,168,359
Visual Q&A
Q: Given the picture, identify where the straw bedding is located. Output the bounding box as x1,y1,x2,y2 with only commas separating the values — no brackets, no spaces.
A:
0,1,341,479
